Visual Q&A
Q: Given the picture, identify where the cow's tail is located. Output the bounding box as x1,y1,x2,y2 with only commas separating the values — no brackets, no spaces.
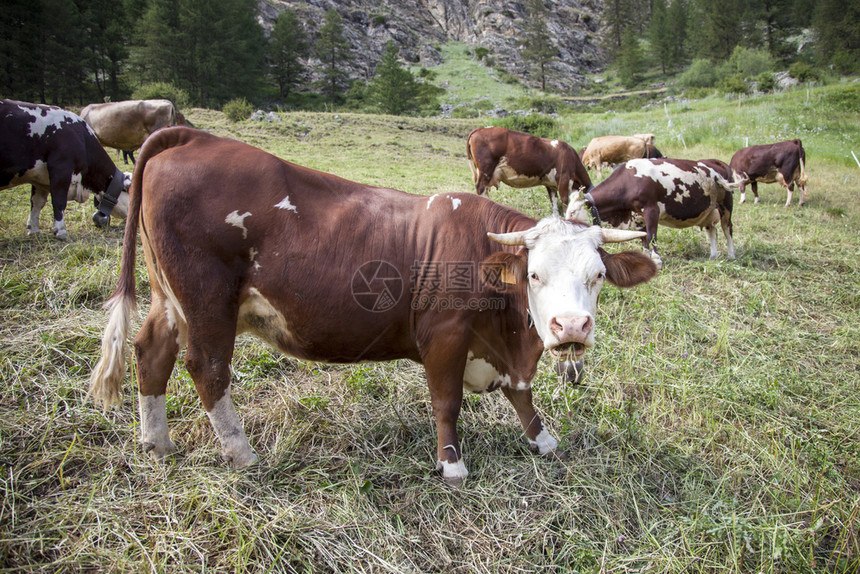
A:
466,128,479,184
88,165,144,409
798,155,809,191
88,129,162,408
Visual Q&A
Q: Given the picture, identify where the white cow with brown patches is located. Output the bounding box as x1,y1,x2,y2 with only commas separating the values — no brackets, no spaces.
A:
567,158,737,269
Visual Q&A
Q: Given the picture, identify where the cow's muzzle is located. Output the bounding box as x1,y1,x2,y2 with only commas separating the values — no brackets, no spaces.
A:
547,315,593,361
92,167,125,228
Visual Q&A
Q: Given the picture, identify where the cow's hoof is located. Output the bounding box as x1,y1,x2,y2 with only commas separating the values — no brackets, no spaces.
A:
26,227,39,236
437,459,468,486
54,230,69,240
224,450,258,469
443,475,465,488
556,359,584,384
143,439,177,461
92,211,111,228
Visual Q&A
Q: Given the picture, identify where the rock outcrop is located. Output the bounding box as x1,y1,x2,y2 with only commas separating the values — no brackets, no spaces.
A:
257,0,603,92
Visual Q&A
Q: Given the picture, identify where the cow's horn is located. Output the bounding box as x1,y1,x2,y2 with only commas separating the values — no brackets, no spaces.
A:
601,229,646,243
487,230,528,246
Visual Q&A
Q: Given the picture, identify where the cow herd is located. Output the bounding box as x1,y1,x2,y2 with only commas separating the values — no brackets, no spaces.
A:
1,99,809,484
468,127,808,269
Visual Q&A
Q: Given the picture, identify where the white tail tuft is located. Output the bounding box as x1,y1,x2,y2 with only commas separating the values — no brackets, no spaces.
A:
88,294,137,409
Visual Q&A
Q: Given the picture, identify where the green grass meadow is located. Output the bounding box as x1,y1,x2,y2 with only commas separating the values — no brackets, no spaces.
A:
1,81,859,572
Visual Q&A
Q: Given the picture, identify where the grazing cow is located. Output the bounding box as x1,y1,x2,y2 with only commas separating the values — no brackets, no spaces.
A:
466,127,593,215
80,99,190,165
566,158,737,269
581,135,664,177
1,99,130,239
729,139,808,206
90,127,657,483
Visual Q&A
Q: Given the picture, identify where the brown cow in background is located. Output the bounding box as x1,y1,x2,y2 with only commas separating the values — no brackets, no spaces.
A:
729,139,808,206
466,127,592,215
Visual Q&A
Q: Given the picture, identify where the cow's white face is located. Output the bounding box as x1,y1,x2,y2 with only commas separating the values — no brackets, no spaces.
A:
488,218,649,363
524,221,605,360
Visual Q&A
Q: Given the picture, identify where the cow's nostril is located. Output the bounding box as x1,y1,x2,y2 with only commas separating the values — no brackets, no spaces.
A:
549,317,563,335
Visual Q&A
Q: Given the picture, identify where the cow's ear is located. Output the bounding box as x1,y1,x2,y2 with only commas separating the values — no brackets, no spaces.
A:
599,248,658,287
480,251,527,292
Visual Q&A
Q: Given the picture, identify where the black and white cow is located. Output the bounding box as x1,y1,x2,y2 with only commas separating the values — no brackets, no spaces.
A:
566,158,737,269
1,99,130,239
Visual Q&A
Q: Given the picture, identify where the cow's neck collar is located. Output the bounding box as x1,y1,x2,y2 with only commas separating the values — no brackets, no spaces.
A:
584,191,602,226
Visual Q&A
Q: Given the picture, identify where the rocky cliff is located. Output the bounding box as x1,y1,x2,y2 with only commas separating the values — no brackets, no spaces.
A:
257,0,604,93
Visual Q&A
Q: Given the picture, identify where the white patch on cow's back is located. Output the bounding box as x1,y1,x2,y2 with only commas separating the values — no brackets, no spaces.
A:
225,210,252,239
275,196,297,213
451,197,461,210
627,158,703,193
426,194,438,209
18,104,78,138
551,139,559,147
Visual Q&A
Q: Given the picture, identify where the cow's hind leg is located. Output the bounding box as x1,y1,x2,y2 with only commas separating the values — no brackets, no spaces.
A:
704,225,719,259
184,314,257,469
134,297,183,460
502,386,558,455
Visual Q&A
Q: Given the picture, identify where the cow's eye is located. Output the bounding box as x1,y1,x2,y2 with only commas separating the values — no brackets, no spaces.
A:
528,272,540,282
597,272,605,281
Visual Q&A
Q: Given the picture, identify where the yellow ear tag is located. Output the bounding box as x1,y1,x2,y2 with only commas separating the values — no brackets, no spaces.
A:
501,268,518,285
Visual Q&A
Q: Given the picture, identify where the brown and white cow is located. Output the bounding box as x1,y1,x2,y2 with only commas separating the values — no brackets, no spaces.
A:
566,158,737,269
580,135,664,177
90,127,657,483
466,126,593,215
80,99,191,165
729,139,808,206
1,99,130,239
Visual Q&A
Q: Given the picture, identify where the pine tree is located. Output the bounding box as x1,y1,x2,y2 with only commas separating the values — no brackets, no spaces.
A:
131,0,265,106
316,9,352,104
649,0,672,74
269,9,309,101
814,0,860,73
617,29,643,88
367,41,421,115
667,0,689,67
519,0,555,92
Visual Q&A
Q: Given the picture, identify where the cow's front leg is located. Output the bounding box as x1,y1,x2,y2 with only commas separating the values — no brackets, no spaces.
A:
428,374,467,484
751,181,760,203
48,174,71,240
501,386,558,455
27,186,48,235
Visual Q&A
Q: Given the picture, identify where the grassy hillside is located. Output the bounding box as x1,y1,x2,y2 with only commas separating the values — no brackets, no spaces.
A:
1,82,859,572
